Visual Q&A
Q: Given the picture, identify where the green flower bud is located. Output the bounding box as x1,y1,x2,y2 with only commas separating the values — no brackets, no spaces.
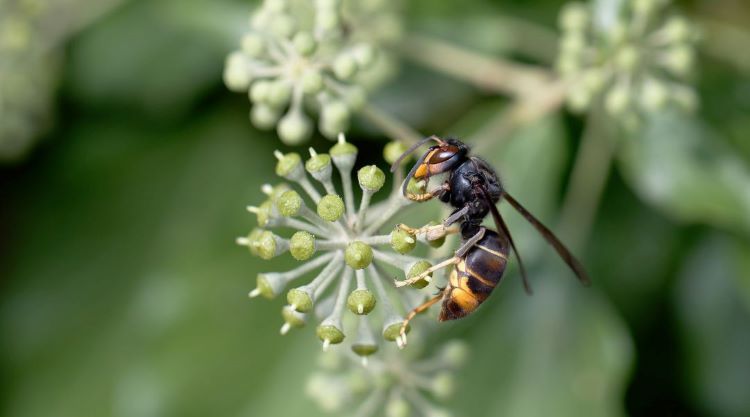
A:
390,227,417,254
315,9,341,33
662,45,694,77
605,84,631,115
264,0,288,13
357,165,385,192
425,221,446,248
441,340,470,368
662,16,692,43
305,150,332,175
254,230,279,260
316,323,345,345
320,100,350,138
385,397,410,417
406,260,432,289
241,33,265,57
274,151,304,178
281,305,306,328
267,80,293,108
431,372,454,400
347,289,377,314
249,80,272,104
614,45,640,72
560,32,585,55
253,200,274,227
270,13,297,38
406,178,426,196
244,228,264,256
250,104,281,130
383,141,408,165
330,134,358,172
671,86,698,112
223,52,251,92
293,31,316,56
301,70,324,94
317,194,345,221
316,0,341,9
641,78,669,111
255,273,282,299
276,190,303,217
559,2,589,32
351,342,378,357
263,183,292,202
633,0,659,17
345,241,373,269
566,88,591,113
352,43,376,68
333,54,358,80
287,286,314,312
382,317,410,341
289,231,316,260
278,110,312,145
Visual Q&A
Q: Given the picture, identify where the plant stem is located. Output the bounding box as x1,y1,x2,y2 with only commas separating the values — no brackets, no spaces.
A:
359,103,423,145
557,111,617,252
399,33,553,97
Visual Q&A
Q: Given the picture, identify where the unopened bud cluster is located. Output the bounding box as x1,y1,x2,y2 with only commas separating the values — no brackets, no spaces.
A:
223,0,403,145
238,134,447,359
557,0,699,122
306,338,469,417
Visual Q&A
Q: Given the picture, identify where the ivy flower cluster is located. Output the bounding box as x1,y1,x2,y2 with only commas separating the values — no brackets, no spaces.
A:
557,0,699,122
306,339,468,417
223,0,403,145
237,134,448,360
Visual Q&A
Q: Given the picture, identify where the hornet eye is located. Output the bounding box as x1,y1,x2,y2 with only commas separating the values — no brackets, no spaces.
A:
428,145,461,163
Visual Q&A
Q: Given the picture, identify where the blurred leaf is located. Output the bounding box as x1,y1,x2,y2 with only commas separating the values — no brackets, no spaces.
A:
618,111,750,235
65,0,246,118
674,234,750,417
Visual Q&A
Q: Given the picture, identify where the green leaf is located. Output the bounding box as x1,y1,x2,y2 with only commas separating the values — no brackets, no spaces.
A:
674,234,750,417
618,111,750,235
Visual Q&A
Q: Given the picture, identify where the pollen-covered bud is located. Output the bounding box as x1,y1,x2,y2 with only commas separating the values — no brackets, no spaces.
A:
305,149,333,182
317,320,345,347
406,260,432,289
278,110,313,145
330,133,358,170
289,231,316,260
383,141,409,165
240,228,265,256
249,80,272,104
351,318,378,360
252,230,286,260
382,316,410,342
276,189,303,217
345,241,373,269
281,305,306,334
605,84,631,116
253,273,282,299
317,194,345,221
347,289,377,315
267,80,293,108
390,227,417,254
358,165,385,192
274,151,305,180
287,286,315,312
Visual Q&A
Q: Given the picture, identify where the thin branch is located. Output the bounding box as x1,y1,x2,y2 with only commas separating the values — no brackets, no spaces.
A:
399,33,553,97
359,103,423,145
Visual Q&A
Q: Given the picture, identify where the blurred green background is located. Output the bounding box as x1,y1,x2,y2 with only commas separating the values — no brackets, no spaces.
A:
1,0,749,416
